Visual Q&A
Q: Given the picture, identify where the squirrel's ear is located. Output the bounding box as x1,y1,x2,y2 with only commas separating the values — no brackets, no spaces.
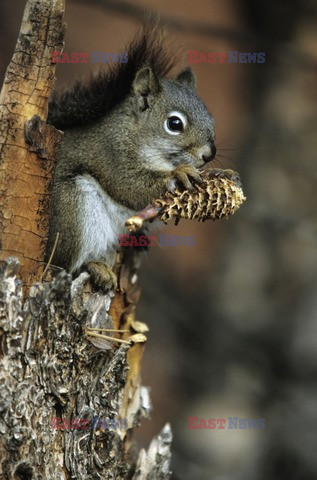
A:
132,67,161,110
176,67,197,91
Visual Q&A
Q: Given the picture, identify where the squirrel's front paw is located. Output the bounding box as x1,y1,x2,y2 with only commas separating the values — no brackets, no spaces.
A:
167,164,202,193
203,167,241,187
86,261,118,291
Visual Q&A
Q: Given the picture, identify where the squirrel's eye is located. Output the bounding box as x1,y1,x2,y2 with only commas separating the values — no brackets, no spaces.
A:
164,111,187,135
168,117,183,131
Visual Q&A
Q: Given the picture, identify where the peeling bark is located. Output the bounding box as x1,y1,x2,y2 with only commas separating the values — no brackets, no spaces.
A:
0,0,65,287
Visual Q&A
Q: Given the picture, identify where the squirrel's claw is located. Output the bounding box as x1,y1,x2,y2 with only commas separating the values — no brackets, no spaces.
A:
168,164,203,192
203,167,242,187
86,261,118,291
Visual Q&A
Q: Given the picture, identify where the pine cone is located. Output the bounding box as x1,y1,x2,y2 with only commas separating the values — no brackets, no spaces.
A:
157,169,246,224
125,169,246,232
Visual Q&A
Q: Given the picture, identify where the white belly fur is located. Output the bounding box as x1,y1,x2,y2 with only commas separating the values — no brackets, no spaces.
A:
72,174,135,272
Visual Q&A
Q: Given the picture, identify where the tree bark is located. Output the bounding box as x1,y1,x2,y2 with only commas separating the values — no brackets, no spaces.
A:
0,0,65,287
0,256,172,479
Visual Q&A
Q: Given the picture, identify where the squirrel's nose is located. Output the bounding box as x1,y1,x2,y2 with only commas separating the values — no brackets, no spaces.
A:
199,144,217,163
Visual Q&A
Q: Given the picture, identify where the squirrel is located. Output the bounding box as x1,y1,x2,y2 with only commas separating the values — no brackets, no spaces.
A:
46,26,217,289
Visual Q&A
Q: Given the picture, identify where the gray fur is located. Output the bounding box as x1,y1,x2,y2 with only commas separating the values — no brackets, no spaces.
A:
46,30,216,284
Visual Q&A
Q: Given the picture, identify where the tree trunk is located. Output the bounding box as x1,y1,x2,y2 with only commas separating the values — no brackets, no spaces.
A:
0,255,172,479
0,0,65,287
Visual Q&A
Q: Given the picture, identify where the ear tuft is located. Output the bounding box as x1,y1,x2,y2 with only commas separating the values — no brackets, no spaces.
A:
176,67,196,91
132,67,161,110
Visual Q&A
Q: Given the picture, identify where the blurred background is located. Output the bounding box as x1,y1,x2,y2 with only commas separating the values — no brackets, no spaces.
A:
1,1,317,479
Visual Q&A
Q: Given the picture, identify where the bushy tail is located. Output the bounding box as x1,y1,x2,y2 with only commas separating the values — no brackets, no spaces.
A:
47,25,176,130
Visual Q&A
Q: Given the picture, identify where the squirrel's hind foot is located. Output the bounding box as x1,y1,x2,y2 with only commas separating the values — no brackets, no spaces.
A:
86,261,118,291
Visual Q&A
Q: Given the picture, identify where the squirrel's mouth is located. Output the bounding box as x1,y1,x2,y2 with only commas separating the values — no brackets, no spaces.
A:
167,150,204,168
177,143,217,168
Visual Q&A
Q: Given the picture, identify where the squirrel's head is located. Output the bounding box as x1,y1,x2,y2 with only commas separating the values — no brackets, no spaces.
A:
131,66,216,170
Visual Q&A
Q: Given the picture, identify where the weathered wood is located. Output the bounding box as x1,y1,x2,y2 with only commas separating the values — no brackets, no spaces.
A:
0,0,65,287
0,256,172,479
